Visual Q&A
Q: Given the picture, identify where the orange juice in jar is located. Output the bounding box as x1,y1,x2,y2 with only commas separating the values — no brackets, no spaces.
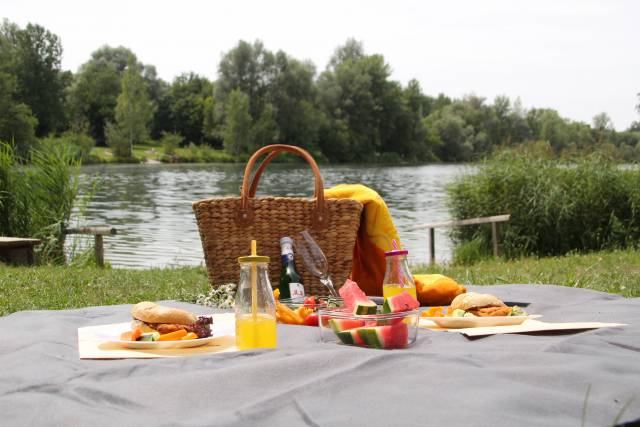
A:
382,241,417,301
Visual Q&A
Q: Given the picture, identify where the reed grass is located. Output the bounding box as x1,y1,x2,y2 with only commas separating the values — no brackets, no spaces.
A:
447,148,640,258
0,142,80,263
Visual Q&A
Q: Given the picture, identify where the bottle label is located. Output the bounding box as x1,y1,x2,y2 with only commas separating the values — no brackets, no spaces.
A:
280,242,294,256
289,282,305,299
281,253,294,264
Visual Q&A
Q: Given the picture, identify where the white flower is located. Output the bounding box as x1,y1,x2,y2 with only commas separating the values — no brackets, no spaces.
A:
196,283,237,308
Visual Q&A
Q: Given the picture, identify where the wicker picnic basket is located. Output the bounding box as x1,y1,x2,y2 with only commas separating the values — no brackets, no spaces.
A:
192,144,363,296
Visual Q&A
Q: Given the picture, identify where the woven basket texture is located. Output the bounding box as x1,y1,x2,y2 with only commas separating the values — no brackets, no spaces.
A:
192,144,363,297
193,196,362,296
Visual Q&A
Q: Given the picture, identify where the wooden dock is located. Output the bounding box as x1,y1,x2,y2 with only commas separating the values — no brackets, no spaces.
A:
0,237,42,265
409,214,511,264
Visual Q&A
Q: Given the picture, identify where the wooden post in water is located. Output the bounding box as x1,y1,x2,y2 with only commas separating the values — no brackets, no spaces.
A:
94,235,104,267
491,221,499,257
65,227,117,267
428,227,435,265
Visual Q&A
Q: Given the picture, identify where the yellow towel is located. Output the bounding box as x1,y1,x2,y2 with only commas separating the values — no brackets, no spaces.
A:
326,184,465,305
325,184,399,296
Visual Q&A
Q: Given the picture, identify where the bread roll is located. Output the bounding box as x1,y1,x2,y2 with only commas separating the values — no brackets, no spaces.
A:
131,301,197,325
449,292,506,311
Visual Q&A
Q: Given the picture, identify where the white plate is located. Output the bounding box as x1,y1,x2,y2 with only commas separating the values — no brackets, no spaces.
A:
95,322,219,349
107,336,217,350
420,315,542,329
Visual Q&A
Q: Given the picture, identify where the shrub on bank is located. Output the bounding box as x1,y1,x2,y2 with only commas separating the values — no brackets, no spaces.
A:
162,143,237,163
0,142,81,263
447,147,640,258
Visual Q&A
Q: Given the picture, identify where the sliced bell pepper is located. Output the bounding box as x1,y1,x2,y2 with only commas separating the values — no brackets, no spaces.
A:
158,329,188,341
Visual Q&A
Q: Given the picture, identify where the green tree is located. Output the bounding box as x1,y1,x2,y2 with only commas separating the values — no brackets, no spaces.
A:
104,121,127,158
68,46,154,145
424,106,474,161
223,89,252,155
143,65,170,140
216,40,275,119
107,56,153,158
251,102,279,148
0,24,37,154
268,51,322,149
0,20,67,136
162,73,212,144
0,70,37,155
160,131,183,156
202,95,223,147
526,109,570,153
592,112,614,145
318,40,397,161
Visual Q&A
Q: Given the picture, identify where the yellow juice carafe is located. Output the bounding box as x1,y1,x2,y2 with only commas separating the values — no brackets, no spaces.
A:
382,240,417,301
235,240,277,350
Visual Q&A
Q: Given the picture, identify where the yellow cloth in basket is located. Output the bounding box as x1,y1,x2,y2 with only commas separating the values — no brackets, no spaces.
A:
325,184,399,296
326,184,465,304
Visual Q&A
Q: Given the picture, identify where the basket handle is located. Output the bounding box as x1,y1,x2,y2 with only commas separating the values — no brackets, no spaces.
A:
236,145,329,228
248,150,279,197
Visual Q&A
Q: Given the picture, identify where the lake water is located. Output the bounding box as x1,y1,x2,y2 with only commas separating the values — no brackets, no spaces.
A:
72,163,472,268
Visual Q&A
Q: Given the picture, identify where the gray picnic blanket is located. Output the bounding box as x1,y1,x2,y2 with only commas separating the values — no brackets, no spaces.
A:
0,284,639,427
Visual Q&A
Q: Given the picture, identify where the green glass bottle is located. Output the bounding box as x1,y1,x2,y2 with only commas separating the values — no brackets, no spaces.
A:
279,237,305,301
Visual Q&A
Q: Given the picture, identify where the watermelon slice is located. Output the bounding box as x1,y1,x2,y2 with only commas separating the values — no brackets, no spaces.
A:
339,279,370,311
382,291,419,313
336,329,365,345
353,300,377,315
356,323,409,349
357,328,381,348
328,318,365,333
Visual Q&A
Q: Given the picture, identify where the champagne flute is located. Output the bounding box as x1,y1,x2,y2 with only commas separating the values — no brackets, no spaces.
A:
294,230,339,298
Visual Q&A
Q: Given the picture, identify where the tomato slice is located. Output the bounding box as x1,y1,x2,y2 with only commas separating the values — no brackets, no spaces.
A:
303,313,319,327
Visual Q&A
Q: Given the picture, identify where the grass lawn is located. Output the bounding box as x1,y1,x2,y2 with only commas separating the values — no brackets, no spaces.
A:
413,249,640,297
1,249,638,316
0,266,210,316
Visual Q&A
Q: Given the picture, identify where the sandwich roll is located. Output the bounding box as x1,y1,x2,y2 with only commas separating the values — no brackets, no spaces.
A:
131,301,197,325
449,292,512,317
128,301,213,338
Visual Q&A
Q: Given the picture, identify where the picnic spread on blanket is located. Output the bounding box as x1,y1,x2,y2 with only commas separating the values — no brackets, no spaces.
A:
2,145,638,426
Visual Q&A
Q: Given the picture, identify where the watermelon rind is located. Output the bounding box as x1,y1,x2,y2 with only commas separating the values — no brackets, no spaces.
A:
357,327,384,348
335,328,366,346
353,301,377,315
336,330,356,344
382,291,420,314
328,318,365,333
356,324,410,349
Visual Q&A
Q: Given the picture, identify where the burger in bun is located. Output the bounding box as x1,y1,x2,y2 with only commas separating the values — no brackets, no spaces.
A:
131,301,213,338
448,292,518,317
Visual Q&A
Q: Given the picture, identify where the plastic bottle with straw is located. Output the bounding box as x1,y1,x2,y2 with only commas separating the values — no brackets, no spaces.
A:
382,239,417,300
235,240,277,350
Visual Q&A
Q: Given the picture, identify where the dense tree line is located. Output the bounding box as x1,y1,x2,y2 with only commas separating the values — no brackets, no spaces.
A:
1,19,639,163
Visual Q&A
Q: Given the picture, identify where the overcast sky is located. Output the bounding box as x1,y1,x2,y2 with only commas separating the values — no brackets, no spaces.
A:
4,0,639,130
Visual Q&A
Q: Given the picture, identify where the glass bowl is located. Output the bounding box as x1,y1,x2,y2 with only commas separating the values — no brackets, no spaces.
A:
317,308,419,349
